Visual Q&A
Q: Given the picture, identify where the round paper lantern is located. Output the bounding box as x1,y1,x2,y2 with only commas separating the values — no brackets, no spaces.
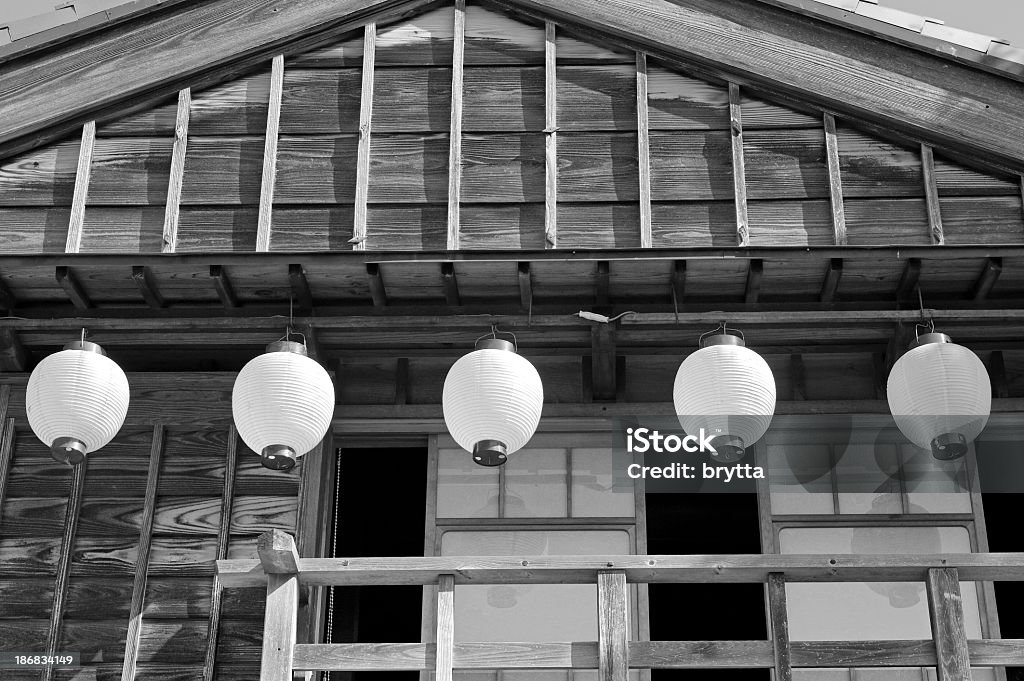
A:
232,341,335,471
26,340,130,465
673,333,777,463
887,332,990,460
442,339,543,466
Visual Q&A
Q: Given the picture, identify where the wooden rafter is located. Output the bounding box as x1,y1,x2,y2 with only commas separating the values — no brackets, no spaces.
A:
670,260,686,308
636,52,652,249
971,257,1002,301
518,262,533,311
441,263,461,307
289,264,315,311
203,427,238,681
352,23,376,251
447,0,467,251
367,263,387,308
256,54,285,253
132,265,167,309
44,462,87,681
896,258,922,302
65,121,96,254
162,88,191,254
544,22,558,248
745,259,763,304
728,83,749,246
823,113,847,246
819,258,843,303
209,265,240,308
55,266,92,310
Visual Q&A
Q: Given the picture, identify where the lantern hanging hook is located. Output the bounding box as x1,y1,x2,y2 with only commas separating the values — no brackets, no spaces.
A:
699,320,744,346
914,289,935,340
80,327,87,344
475,324,518,350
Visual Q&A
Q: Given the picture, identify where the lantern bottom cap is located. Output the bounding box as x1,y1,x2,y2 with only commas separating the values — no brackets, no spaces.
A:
261,445,297,471
472,440,508,467
708,434,746,463
51,437,87,466
931,432,968,461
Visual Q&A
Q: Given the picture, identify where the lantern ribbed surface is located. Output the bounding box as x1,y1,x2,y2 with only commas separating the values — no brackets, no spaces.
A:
26,348,130,454
442,348,544,456
232,351,335,458
673,344,777,448
887,341,991,449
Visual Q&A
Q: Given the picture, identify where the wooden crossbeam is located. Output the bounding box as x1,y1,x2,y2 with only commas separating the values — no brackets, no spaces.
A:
896,258,921,302
823,113,847,245
203,427,239,681
636,52,652,248
55,266,92,310
44,461,87,681
352,23,377,251
435,575,456,681
544,21,558,248
728,83,749,247
921,144,945,246
971,257,1002,301
744,259,763,304
767,573,793,681
598,571,629,681
289,264,315,312
65,121,96,254
131,265,166,309
447,0,467,251
209,265,240,308
927,568,970,681
441,263,460,307
819,258,843,302
518,262,533,311
367,263,387,308
0,328,27,372
162,88,191,254
256,54,285,253
591,324,617,401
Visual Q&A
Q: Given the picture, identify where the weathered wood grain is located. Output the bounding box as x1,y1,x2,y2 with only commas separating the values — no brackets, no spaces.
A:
0,141,80,206
435,574,455,681
646,66,728,130
728,83,748,245
648,131,734,201
636,53,652,248
66,121,96,254
744,128,829,200
161,89,191,254
87,137,173,206
560,133,639,201
843,198,930,245
0,415,13,520
203,425,239,681
279,69,362,135
932,154,1021,196
352,25,377,252
261,572,299,681
921,144,945,245
463,67,544,132
739,94,821,130
366,134,449,203
557,65,637,131
822,113,847,245
256,55,285,252
461,134,544,202
836,126,923,197
926,568,970,681
45,461,87,681
447,0,467,251
940,196,1024,245
545,22,557,248
64,579,132,620
180,138,263,205
556,203,640,248
132,266,166,308
598,570,629,681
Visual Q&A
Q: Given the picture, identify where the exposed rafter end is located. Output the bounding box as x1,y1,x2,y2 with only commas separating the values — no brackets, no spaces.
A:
131,265,166,309
596,261,611,308
441,263,461,307
591,324,617,402
0,276,15,312
209,265,240,309
671,260,686,307
518,262,533,311
745,259,763,304
288,264,315,312
896,258,922,302
367,263,387,308
971,257,1002,301
819,258,843,303
0,328,28,372
55,266,92,310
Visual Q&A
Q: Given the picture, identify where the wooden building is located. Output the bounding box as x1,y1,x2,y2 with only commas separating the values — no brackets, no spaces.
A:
1,0,1024,680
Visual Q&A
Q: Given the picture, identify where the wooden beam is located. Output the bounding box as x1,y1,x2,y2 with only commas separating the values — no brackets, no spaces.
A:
162,88,191,254
441,263,460,307
262,572,300,681
289,263,315,312
203,426,238,681
259,529,302,574
921,144,945,245
598,571,629,681
55,266,92,310
447,0,466,251
544,22,558,248
636,52,652,249
0,328,27,372
295,432,333,649
744,259,762,304
591,324,617,402
596,261,610,308
896,258,921,302
790,354,806,401
44,460,87,681
823,113,847,245
819,258,843,303
256,54,285,253
767,573,793,681
121,426,165,681
367,263,387,308
209,265,240,308
971,257,1002,301
351,23,376,251
927,568,970,681
728,83,749,247
65,121,96,254
990,350,1009,399
518,262,533,311
435,574,456,681
131,265,167,309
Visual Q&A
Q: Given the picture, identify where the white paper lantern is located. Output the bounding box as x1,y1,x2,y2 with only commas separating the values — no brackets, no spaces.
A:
887,333,990,460
673,333,777,462
26,340,130,465
232,341,335,470
442,339,544,466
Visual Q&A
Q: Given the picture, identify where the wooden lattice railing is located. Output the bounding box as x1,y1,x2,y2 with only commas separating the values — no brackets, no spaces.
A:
216,530,1024,681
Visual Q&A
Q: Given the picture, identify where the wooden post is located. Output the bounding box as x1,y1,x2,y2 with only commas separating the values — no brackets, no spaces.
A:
163,88,191,253
926,568,971,681
259,530,301,681
256,55,285,252
823,113,847,246
636,52,652,248
728,83,749,247
435,574,455,681
921,144,944,245
203,426,239,681
447,0,466,251
767,573,793,681
352,23,376,250
544,22,558,248
66,120,96,254
598,570,629,681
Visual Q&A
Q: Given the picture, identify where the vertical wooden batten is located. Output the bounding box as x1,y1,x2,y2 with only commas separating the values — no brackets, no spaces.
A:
544,21,558,249
65,121,96,254
162,88,191,254
636,52,652,249
823,113,847,246
767,573,793,681
352,24,377,251
598,570,629,681
203,426,239,681
258,531,301,681
44,459,87,681
435,574,455,681
0,413,13,523
447,0,467,252
121,425,166,681
921,144,945,245
728,84,749,247
256,55,285,253
927,568,971,681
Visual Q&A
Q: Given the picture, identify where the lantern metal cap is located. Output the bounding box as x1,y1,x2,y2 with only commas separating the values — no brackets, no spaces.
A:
261,444,297,470
51,437,87,465
476,338,515,353
266,340,308,356
700,333,745,348
63,340,106,356
708,434,746,463
909,332,953,350
931,432,968,461
472,439,509,466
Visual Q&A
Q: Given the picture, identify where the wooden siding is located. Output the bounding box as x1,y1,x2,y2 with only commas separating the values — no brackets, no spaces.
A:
1,3,1023,255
